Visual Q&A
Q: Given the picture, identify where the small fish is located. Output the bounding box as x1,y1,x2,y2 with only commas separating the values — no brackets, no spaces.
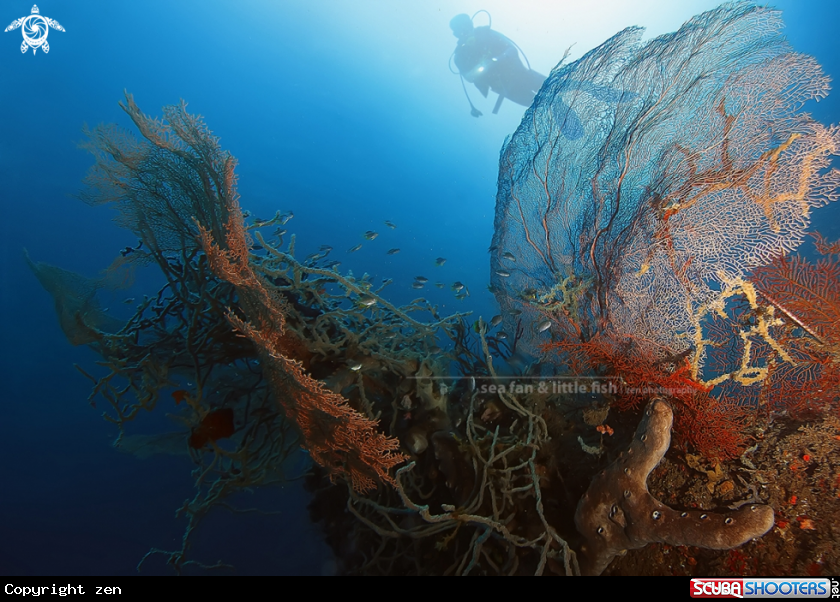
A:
387,248,401,255
412,282,426,289
537,319,552,333
429,346,442,355
434,257,447,267
279,211,294,225
487,284,501,294
250,244,264,251
305,251,327,262
496,331,508,340
496,270,511,278
488,245,498,253
363,231,378,240
596,424,615,436
509,309,522,317
274,228,287,237
358,295,377,307
384,220,397,229
502,252,516,262
348,361,363,371
348,244,363,253
435,282,445,289
323,260,341,269
123,298,135,304
490,315,503,327
455,292,468,301
521,288,538,301
319,245,333,252
414,276,428,283
451,281,465,292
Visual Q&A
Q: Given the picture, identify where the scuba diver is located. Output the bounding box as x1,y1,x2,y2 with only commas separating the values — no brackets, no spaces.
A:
449,12,546,117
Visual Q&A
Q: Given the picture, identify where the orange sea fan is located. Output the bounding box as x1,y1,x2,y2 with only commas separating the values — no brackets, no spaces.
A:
748,235,840,418
750,237,840,346
196,188,406,492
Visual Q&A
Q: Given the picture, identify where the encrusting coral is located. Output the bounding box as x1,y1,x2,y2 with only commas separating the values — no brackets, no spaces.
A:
575,398,774,576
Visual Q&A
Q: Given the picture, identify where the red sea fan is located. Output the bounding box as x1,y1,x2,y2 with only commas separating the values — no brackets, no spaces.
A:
750,236,840,346
749,235,840,418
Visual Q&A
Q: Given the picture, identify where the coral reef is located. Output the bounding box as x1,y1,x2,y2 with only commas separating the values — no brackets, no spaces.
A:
489,2,840,460
28,3,840,576
599,411,840,576
31,93,465,570
575,398,774,575
196,180,407,492
339,320,579,576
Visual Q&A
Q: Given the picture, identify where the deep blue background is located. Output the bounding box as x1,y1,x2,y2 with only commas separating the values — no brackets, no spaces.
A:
0,1,837,575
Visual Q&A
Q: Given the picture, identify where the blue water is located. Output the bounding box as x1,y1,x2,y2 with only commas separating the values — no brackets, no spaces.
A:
0,1,837,575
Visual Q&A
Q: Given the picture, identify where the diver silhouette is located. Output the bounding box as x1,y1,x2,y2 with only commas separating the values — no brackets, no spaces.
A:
449,12,546,117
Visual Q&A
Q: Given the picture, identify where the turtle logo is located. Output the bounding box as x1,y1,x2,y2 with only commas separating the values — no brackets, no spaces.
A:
4,5,65,55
